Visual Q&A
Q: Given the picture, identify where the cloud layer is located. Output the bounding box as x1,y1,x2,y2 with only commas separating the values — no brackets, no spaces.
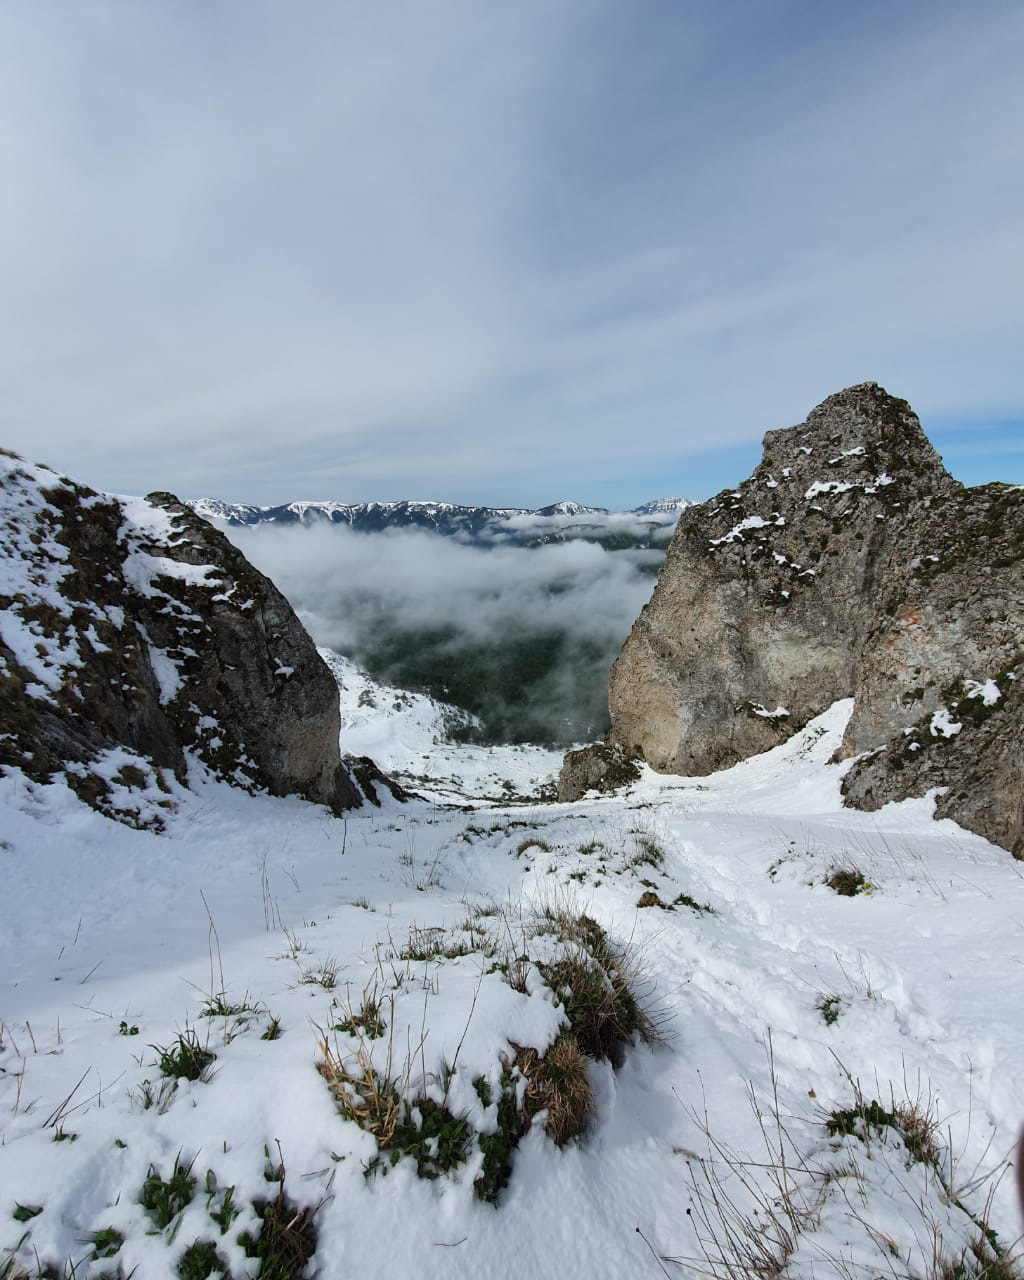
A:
231,524,659,743
1,2,1021,504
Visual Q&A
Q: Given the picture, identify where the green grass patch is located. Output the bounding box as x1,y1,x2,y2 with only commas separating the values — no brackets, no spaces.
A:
140,1154,197,1229
153,1030,216,1082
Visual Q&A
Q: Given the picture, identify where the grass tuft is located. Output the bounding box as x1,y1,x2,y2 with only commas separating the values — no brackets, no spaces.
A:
238,1179,319,1280
538,932,657,1064
825,866,871,897
177,1238,228,1278
140,1154,197,1229
516,1035,591,1146
199,992,253,1019
825,1093,943,1170
817,995,842,1025
299,957,339,990
88,1227,124,1260
332,993,387,1041
153,1029,216,1082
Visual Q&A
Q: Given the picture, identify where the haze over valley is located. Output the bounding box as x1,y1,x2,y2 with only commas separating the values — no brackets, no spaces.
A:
220,500,684,744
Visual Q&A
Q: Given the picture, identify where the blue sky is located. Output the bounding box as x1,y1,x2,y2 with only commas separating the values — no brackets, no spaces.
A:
0,1,1021,507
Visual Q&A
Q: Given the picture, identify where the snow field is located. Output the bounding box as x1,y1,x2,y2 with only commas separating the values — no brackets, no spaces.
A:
1,685,1023,1278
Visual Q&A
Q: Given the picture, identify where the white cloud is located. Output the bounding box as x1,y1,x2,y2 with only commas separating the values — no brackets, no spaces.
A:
0,2,1021,503
230,523,659,740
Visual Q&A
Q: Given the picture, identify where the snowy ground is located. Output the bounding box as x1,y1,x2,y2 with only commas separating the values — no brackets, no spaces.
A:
2,662,1023,1279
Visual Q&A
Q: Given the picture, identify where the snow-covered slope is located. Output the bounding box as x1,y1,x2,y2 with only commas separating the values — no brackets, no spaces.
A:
2,689,1023,1279
323,648,566,803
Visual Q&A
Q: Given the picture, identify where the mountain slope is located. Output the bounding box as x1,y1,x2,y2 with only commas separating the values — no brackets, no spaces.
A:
1,698,1022,1279
0,450,362,822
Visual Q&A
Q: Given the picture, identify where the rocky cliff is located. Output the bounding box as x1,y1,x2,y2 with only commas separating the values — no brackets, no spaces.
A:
559,384,1023,857
0,450,362,826
839,481,1023,855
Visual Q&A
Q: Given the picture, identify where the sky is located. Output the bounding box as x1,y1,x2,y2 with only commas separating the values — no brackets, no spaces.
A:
0,0,1022,509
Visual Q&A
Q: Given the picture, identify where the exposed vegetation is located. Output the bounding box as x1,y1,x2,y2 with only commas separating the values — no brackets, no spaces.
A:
140,1154,198,1229
825,866,871,896
312,895,658,1205
817,994,842,1025
152,1030,216,1082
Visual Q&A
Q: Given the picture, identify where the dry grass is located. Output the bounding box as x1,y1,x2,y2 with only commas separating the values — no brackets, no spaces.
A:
314,888,661,1200
316,1036,404,1147
516,1034,592,1146
677,1043,1024,1280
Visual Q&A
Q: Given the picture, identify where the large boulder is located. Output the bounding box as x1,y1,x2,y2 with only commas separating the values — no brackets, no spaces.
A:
557,742,641,802
0,450,362,825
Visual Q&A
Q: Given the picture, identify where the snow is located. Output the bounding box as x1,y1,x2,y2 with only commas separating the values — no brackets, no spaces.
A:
121,548,222,601
929,707,963,737
804,480,854,499
2,665,1023,1278
709,514,767,545
0,459,103,696
967,678,1001,706
142,631,184,704
116,494,180,544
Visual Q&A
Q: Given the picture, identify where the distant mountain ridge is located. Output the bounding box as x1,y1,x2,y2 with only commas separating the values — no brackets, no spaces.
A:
190,495,691,526
187,495,694,549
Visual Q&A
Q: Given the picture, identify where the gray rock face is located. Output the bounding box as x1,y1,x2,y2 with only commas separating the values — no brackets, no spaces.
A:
0,451,362,824
562,384,1023,856
840,483,1024,856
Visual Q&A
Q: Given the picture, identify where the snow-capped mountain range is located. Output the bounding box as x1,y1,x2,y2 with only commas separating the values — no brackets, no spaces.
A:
188,495,694,546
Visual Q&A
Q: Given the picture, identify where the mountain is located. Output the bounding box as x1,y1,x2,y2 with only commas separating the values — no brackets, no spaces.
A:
186,495,693,549
560,383,1024,858
0,449,365,824
630,496,693,515
3,444,1023,1280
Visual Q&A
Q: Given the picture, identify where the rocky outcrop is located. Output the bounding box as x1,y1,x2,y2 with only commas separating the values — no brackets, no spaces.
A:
0,450,362,825
559,384,1024,856
557,742,640,802
604,383,956,774
344,754,414,806
839,483,1024,856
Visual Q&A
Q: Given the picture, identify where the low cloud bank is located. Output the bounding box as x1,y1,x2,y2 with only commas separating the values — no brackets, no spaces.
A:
230,525,661,744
